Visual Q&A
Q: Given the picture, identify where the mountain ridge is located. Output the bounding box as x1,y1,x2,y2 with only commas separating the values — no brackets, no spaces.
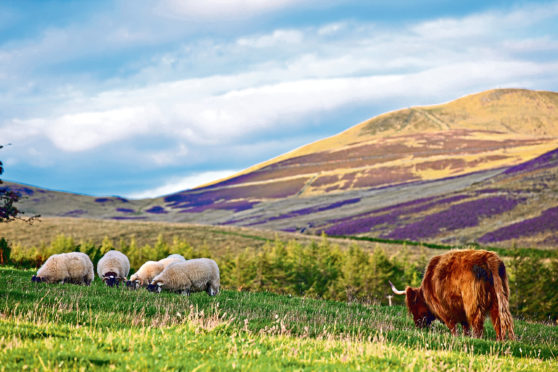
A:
195,88,558,197
203,89,558,187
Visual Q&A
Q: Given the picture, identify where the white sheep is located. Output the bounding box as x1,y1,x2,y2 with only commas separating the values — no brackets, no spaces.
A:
126,254,186,289
32,252,94,285
158,253,186,268
127,261,163,289
147,258,220,296
97,250,130,287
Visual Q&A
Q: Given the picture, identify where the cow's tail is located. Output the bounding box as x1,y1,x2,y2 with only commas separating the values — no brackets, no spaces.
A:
492,259,515,340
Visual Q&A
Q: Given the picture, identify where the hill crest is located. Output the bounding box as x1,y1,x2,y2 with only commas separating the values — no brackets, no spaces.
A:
193,89,558,198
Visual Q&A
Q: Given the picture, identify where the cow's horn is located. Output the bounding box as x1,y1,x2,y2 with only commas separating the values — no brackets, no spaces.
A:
389,280,406,295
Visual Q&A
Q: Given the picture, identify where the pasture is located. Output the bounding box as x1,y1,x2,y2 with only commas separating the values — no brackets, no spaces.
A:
1,266,557,371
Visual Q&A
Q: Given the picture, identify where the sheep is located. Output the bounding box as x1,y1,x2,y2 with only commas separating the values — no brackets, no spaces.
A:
97,250,130,287
31,252,94,285
147,258,220,296
158,253,186,268
127,261,163,290
126,254,186,290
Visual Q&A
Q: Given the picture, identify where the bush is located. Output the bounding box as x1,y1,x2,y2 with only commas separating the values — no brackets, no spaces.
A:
508,252,558,322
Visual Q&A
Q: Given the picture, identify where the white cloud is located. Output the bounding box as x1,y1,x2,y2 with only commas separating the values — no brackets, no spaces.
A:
127,170,238,199
412,2,558,41
237,30,304,48
158,0,306,20
149,143,189,166
45,105,160,152
3,1,558,196
13,55,554,154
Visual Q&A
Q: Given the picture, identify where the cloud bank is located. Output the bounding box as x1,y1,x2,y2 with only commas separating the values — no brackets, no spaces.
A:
1,1,558,196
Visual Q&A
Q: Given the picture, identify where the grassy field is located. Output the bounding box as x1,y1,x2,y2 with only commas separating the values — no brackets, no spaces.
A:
1,266,556,371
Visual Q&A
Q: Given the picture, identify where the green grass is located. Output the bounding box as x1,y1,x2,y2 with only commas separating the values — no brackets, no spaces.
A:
1,267,557,371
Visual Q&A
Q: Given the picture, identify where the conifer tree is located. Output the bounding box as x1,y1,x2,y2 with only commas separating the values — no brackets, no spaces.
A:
0,144,39,224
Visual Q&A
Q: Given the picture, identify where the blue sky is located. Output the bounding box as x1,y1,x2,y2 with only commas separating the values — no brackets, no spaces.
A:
1,0,558,198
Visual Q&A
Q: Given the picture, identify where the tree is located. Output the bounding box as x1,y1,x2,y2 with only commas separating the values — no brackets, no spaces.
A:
0,144,39,223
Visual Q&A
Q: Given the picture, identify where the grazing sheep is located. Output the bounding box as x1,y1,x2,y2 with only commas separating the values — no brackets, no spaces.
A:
158,253,186,268
126,254,186,290
147,258,220,296
31,252,94,285
127,261,163,289
97,250,130,287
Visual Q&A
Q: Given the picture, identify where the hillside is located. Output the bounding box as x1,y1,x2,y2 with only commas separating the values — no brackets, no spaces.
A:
197,88,558,195
311,147,558,248
4,88,558,247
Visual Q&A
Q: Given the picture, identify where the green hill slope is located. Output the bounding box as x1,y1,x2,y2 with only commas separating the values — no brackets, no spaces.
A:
1,266,556,370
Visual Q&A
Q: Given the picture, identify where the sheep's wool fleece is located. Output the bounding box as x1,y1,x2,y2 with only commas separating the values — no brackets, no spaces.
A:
158,254,186,269
37,252,94,284
154,258,219,292
97,250,130,279
130,261,164,285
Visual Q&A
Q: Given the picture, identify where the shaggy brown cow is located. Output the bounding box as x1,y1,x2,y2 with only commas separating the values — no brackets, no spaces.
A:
389,249,514,340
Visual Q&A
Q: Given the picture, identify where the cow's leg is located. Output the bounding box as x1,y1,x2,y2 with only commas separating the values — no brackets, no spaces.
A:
443,319,458,336
469,310,485,338
436,313,457,336
461,322,471,337
489,301,502,341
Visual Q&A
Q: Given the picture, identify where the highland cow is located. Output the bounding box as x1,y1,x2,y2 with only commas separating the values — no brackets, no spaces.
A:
389,249,514,341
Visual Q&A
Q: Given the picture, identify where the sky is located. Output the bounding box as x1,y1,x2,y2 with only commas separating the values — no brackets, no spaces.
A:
1,0,558,198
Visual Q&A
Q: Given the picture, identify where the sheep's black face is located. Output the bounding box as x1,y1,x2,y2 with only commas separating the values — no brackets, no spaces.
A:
147,283,163,293
104,276,118,287
126,280,139,290
147,283,158,293
31,275,42,283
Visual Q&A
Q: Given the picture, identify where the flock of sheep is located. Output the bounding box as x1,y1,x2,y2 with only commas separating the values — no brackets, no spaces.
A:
31,250,220,296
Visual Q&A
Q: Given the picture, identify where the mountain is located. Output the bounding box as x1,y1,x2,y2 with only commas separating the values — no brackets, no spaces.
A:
4,88,558,247
198,88,558,194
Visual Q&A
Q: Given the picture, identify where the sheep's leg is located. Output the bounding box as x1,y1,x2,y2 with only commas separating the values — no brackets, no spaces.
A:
181,289,190,296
